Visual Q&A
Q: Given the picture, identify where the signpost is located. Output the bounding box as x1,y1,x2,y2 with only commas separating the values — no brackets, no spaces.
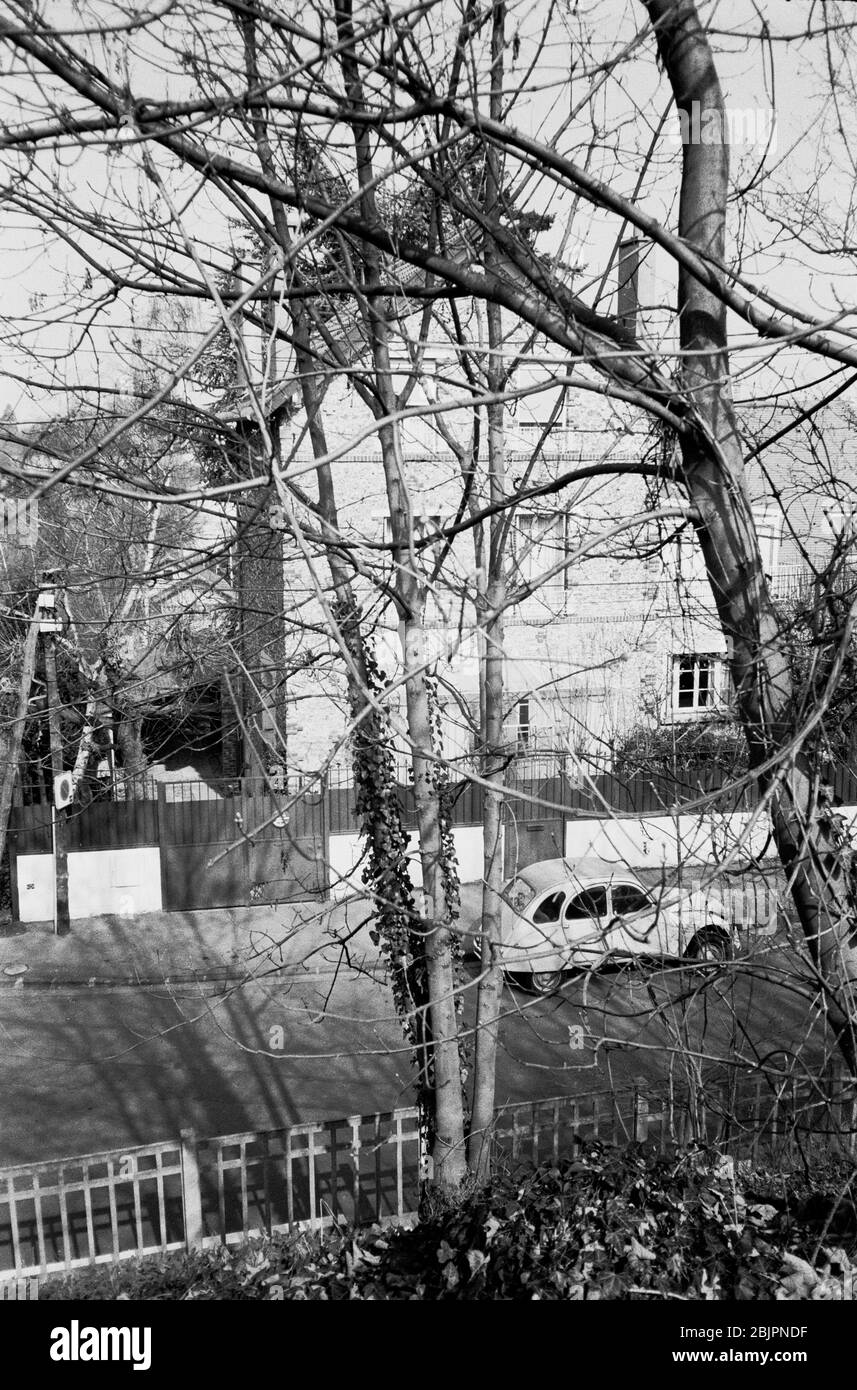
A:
53,772,73,810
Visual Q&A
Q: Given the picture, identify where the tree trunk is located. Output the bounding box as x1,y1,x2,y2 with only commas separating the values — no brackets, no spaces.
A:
646,0,857,1068
115,711,147,799
225,245,287,784
469,557,506,1179
468,11,509,1167
234,478,287,780
333,0,468,1188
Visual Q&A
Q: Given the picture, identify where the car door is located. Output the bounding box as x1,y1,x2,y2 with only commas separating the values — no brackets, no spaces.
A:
500,886,569,970
607,881,659,956
562,884,610,960
526,888,569,953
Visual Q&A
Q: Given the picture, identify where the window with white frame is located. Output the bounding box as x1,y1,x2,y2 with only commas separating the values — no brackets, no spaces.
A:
753,504,784,581
513,700,527,745
381,510,455,566
502,697,532,750
514,511,567,588
672,524,706,586
515,378,568,435
822,504,854,546
519,414,566,437
516,698,531,749
671,654,724,715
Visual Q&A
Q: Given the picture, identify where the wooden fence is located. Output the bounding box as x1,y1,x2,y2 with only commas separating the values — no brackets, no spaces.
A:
2,1072,854,1282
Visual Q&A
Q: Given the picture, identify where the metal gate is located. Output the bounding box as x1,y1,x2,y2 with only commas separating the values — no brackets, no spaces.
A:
503,764,567,877
242,782,327,905
159,779,327,911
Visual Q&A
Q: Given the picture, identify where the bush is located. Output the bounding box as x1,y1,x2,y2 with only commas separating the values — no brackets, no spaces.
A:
0,851,11,918
38,1234,343,1301
612,721,748,782
38,1142,857,1301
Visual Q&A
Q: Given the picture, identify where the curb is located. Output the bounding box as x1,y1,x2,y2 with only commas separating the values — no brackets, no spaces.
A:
0,960,386,993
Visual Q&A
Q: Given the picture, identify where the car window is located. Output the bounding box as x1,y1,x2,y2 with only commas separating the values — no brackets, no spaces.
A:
564,887,608,920
532,890,566,924
502,877,535,912
610,885,652,916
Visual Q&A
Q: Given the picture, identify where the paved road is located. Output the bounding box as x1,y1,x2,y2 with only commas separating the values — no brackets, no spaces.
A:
0,935,830,1167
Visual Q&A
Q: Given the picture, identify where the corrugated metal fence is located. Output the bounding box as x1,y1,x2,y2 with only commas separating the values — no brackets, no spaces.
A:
14,759,826,855
10,759,857,911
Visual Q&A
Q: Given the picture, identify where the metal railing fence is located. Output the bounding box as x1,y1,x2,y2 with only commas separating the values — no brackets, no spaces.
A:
2,1070,854,1282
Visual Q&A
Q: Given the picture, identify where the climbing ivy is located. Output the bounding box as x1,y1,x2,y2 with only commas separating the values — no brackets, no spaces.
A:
338,596,470,1168
345,626,433,1143
425,675,470,1107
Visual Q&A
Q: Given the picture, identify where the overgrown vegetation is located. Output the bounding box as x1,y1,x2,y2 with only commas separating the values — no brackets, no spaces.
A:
778,586,857,772
38,1144,857,1301
612,582,857,786
351,644,426,1086
612,721,749,782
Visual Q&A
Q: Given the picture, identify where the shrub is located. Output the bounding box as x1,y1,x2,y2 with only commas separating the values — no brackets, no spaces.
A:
612,721,748,782
38,1143,857,1301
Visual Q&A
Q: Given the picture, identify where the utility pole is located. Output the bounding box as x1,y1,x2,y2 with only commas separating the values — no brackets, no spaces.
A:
0,594,40,879
39,572,70,936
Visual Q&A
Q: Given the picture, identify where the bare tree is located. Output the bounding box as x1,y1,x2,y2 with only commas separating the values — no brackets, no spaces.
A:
4,0,857,1183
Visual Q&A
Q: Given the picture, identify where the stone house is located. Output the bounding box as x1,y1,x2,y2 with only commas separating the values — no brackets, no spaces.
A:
220,247,857,781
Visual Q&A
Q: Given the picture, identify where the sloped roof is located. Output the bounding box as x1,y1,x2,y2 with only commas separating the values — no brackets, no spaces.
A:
216,231,478,425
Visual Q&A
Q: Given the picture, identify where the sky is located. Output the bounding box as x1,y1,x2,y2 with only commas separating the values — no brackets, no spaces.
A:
0,0,855,445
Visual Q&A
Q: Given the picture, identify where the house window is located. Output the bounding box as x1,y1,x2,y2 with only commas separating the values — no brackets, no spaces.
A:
672,654,722,714
822,505,853,546
519,417,565,436
514,512,567,588
753,505,783,582
514,377,568,438
516,698,531,749
382,512,454,565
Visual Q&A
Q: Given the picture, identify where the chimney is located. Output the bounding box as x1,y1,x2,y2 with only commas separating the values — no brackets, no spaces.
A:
617,237,645,336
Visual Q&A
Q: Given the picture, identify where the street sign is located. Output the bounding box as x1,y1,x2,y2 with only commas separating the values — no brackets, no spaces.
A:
36,587,61,633
53,772,73,809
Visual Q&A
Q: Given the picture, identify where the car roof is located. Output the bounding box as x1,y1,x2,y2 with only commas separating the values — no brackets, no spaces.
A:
511,857,644,894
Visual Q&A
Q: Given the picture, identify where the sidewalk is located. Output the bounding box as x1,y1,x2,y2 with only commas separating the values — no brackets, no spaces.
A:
0,883,485,991
0,896,377,990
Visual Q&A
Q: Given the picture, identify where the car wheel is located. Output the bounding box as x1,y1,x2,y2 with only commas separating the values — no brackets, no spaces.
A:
685,926,732,965
528,969,566,995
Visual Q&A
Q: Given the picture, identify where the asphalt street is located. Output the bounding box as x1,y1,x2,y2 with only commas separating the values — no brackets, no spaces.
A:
0,937,830,1167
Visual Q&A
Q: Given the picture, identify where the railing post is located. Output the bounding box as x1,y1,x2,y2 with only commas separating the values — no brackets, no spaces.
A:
633,1087,649,1143
830,1059,856,1155
180,1128,204,1251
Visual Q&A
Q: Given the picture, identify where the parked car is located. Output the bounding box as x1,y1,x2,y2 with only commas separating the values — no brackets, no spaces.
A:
498,857,734,994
